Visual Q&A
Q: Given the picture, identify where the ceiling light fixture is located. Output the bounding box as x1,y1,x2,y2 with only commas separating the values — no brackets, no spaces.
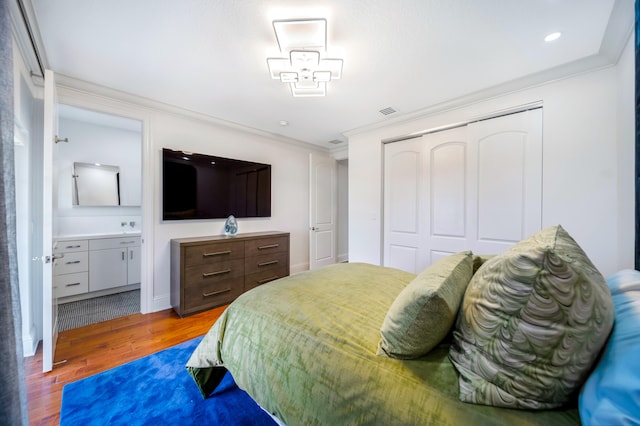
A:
544,32,562,42
267,18,343,97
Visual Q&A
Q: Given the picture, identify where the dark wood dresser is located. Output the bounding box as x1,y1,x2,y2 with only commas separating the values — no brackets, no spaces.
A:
170,231,290,317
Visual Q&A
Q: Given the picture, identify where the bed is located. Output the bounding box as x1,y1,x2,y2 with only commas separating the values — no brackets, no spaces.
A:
186,255,592,425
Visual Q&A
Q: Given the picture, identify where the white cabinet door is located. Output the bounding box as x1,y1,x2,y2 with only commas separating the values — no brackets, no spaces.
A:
127,245,141,285
89,248,127,292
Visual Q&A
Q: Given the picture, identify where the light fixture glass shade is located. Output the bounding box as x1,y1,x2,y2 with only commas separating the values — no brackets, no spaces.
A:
268,18,341,97
273,19,326,53
267,58,290,79
291,82,326,97
313,71,332,82
294,75,319,89
279,72,298,83
320,58,343,79
290,50,320,69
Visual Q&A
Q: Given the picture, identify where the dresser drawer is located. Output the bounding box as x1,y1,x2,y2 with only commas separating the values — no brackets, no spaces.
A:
54,251,88,275
183,277,244,313
184,241,245,266
184,259,245,288
245,236,289,257
53,239,88,253
245,251,289,275
54,272,89,298
89,236,140,250
245,266,288,292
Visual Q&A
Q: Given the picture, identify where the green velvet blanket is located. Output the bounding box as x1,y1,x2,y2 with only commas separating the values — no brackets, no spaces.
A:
186,263,580,425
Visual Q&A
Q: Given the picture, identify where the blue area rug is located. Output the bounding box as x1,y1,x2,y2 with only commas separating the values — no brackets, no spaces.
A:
60,337,277,425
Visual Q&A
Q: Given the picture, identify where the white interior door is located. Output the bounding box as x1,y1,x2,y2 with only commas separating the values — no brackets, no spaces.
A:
309,153,337,269
424,126,470,265
466,108,543,254
383,108,543,273
41,69,58,372
383,137,428,273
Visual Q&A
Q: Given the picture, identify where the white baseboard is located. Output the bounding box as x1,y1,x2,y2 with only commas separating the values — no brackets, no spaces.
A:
337,253,349,263
152,294,171,313
22,324,38,357
290,262,309,275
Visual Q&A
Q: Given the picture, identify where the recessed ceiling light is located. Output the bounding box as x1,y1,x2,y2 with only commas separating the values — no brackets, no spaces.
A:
279,120,289,126
544,32,562,42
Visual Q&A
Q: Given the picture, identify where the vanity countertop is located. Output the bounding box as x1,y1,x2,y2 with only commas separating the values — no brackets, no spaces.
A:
54,231,141,241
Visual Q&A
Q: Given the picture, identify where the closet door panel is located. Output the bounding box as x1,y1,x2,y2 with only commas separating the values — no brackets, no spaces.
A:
477,131,526,241
382,108,542,272
470,108,542,254
425,127,470,261
383,137,427,273
430,142,466,237
386,245,419,274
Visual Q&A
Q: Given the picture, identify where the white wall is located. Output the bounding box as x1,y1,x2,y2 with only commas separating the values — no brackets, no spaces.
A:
54,116,142,236
54,81,331,312
348,36,635,278
149,113,319,309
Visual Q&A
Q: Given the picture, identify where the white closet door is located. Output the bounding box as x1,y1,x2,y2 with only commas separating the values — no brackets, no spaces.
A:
467,108,542,255
383,108,543,273
383,137,428,273
424,126,470,264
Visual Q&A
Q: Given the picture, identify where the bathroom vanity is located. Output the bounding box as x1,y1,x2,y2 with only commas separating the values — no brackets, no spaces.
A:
53,233,141,303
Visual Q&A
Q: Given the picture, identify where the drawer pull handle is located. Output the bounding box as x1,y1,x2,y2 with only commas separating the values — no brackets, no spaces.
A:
120,241,137,244
203,288,231,297
258,244,279,250
203,250,232,257
258,260,279,267
65,245,82,249
65,260,81,265
203,269,231,277
258,276,280,284
66,282,81,287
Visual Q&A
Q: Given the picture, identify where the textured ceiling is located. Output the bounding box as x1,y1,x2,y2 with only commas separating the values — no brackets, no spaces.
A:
28,0,632,147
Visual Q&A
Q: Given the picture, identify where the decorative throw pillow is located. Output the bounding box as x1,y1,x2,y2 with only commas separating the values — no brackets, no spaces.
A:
377,251,473,359
449,225,614,410
579,269,640,424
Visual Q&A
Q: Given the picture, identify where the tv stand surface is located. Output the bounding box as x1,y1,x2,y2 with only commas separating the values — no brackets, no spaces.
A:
170,231,290,317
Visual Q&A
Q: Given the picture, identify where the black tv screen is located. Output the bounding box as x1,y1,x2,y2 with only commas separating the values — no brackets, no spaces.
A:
162,148,271,220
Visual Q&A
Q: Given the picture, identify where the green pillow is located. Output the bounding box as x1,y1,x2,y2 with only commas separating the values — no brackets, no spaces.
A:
449,225,614,410
377,251,473,359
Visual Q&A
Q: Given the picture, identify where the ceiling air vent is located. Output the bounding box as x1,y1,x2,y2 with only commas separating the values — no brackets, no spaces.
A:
379,106,397,116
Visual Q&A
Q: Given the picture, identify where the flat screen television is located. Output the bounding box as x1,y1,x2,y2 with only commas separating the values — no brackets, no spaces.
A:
162,148,271,220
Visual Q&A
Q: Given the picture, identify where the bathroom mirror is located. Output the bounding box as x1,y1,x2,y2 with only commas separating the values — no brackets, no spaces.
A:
73,162,121,206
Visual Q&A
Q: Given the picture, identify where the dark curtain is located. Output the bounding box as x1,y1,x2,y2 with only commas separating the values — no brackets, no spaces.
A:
0,0,29,423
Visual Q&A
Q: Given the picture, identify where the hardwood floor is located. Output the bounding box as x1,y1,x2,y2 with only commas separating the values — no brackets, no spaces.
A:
24,306,227,426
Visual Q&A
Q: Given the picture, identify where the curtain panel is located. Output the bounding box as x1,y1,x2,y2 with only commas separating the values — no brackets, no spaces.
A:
0,0,29,423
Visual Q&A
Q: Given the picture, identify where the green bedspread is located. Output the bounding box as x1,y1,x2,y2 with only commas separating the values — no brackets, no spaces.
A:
186,263,580,425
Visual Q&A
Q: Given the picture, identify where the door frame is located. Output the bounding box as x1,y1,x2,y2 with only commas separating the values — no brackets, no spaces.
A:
54,89,153,314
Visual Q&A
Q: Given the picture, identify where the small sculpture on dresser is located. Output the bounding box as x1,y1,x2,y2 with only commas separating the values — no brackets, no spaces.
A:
224,215,238,236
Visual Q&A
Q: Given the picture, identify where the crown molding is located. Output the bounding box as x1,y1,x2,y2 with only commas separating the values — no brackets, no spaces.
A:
54,73,329,153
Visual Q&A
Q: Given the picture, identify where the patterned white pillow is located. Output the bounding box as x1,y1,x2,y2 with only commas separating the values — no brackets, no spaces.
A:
449,225,614,409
